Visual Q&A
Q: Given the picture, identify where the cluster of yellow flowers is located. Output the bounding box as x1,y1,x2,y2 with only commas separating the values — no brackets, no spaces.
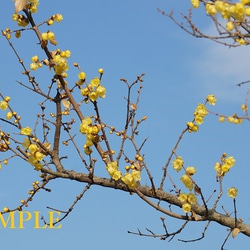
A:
0,131,10,153
178,193,197,213
22,138,45,171
79,116,101,155
172,156,198,212
191,0,250,45
51,49,71,76
30,55,43,71
172,157,197,191
47,14,63,26
41,30,57,46
12,13,29,27
214,153,236,177
27,0,40,13
105,161,141,189
79,75,106,102
187,94,216,132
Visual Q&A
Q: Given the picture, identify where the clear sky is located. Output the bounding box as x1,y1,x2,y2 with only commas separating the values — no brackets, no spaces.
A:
0,1,250,250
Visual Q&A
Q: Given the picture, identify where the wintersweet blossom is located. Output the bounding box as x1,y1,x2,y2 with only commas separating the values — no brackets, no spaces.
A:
106,161,122,181
182,203,191,213
206,94,217,105
0,101,8,110
180,174,193,191
172,156,184,172
191,0,199,8
21,127,32,136
227,187,238,199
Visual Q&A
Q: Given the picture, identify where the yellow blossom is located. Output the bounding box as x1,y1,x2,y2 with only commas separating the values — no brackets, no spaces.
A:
191,0,199,8
227,187,238,199
180,174,193,191
178,193,188,203
6,112,13,120
21,127,32,136
224,156,236,167
28,144,39,154
122,173,137,189
89,91,98,102
187,193,197,204
22,138,30,149
106,161,122,180
30,62,39,70
182,203,191,213
78,71,86,80
90,77,100,87
241,104,248,112
206,3,217,15
35,152,44,161
172,156,184,172
218,116,225,123
0,101,8,110
186,166,196,175
96,86,106,98
206,94,217,105
226,21,234,31
54,14,63,22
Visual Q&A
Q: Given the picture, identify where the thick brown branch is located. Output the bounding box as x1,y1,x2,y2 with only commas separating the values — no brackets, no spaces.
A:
41,167,250,237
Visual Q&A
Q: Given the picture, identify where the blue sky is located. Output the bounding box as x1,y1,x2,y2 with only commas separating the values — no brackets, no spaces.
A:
0,1,250,249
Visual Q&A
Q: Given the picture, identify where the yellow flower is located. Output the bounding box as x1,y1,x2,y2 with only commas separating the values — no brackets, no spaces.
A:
194,115,204,125
6,112,12,120
106,161,118,176
226,21,234,31
112,170,122,181
47,31,55,41
96,86,106,98
180,174,193,191
131,169,141,181
121,173,137,189
35,152,44,162
54,14,63,22
172,156,184,172
22,138,30,149
89,91,98,102
31,55,39,63
191,0,199,8
227,187,238,199
21,127,32,136
90,77,100,87
241,104,248,112
41,32,48,41
224,156,236,167
186,166,196,175
206,3,217,15
0,101,8,110
187,193,197,204
178,193,188,203
28,144,39,154
182,203,191,213
30,62,39,70
79,117,92,134
206,94,217,105
78,71,86,80
221,164,230,173
34,162,42,171
218,116,225,123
